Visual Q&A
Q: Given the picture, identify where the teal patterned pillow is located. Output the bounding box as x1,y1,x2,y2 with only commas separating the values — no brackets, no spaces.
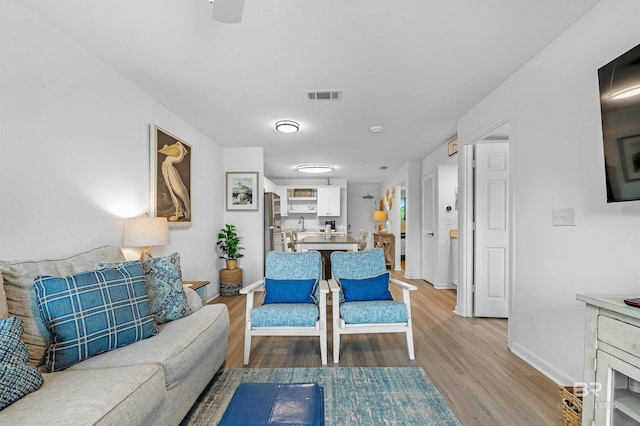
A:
0,316,44,409
96,253,192,324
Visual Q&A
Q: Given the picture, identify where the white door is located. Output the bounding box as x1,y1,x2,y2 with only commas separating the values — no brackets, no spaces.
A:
421,173,435,283
474,142,509,317
347,195,376,241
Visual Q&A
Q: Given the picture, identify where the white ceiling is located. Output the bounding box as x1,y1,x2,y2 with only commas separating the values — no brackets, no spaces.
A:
22,0,600,183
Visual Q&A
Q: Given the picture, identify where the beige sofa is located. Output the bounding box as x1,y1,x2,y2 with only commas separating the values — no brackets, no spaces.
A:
0,246,229,425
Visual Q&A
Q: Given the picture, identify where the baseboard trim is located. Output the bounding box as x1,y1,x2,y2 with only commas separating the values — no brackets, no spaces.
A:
433,282,456,290
510,341,577,386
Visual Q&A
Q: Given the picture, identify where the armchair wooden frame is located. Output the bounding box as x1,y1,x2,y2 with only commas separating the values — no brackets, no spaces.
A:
240,279,329,365
327,277,416,363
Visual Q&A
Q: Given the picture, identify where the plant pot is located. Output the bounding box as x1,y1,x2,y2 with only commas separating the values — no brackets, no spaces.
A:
226,259,238,270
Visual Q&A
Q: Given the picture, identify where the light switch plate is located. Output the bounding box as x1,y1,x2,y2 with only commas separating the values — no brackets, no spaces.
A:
552,208,577,226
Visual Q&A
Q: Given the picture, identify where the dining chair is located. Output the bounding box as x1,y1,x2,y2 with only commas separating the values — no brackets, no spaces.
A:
284,231,296,252
240,251,328,365
273,232,287,252
357,230,369,251
329,248,416,363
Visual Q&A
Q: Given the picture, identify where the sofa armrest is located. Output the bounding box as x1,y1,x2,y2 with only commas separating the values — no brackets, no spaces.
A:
184,287,203,312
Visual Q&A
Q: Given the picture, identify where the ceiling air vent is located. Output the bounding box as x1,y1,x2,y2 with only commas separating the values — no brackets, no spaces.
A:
307,90,342,101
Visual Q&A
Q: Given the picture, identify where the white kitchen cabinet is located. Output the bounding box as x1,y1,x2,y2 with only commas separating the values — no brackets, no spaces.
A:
275,186,288,216
287,188,317,214
577,294,640,426
317,187,340,216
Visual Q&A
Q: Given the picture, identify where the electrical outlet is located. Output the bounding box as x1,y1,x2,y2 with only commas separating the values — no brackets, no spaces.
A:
552,208,577,226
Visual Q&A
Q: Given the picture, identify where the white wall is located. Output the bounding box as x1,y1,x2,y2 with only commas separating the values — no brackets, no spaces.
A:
381,161,421,278
223,148,265,286
0,3,223,301
263,177,277,193
347,183,380,241
435,164,458,288
458,0,640,384
422,145,459,287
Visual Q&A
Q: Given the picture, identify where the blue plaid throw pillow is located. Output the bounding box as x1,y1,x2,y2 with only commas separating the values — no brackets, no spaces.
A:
33,261,158,372
0,316,44,409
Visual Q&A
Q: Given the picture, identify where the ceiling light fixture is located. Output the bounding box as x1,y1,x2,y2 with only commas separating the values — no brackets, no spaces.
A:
296,163,334,174
611,84,640,100
370,125,384,134
275,120,299,133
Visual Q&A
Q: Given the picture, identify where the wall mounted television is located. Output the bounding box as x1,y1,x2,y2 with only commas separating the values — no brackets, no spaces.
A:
599,42,640,202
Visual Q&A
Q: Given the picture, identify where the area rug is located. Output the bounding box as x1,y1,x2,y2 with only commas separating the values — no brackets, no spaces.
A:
181,367,461,426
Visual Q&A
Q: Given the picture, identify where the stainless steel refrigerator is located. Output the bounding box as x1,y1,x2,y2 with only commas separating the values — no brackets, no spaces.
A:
264,192,282,257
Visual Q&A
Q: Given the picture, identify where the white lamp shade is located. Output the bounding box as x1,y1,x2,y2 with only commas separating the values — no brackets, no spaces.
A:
122,217,170,248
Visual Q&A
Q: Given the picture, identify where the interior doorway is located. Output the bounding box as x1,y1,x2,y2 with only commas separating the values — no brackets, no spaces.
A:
421,172,435,284
457,120,511,319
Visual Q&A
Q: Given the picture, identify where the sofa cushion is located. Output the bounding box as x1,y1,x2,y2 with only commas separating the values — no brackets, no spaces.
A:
0,316,44,409
33,262,158,372
0,364,165,424
96,253,192,324
0,246,125,366
69,304,229,391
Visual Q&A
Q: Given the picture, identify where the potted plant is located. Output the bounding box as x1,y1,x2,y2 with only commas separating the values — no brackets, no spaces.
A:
217,224,244,270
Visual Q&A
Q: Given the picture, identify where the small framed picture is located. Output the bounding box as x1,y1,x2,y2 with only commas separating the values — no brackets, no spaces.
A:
226,172,259,210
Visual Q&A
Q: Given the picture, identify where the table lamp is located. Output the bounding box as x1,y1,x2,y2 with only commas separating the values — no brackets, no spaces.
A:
123,216,170,260
373,210,387,233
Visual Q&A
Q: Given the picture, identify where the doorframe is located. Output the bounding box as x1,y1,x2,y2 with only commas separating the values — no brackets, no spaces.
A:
421,172,436,283
456,115,514,320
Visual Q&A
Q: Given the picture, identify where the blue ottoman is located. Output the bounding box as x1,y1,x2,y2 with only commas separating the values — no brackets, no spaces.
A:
219,382,324,425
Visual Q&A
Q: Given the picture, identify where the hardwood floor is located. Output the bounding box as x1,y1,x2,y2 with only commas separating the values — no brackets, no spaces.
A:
209,268,564,426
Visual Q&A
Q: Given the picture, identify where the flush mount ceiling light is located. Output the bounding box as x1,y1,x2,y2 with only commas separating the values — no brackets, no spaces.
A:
610,84,640,100
296,163,334,174
275,120,299,133
369,125,384,134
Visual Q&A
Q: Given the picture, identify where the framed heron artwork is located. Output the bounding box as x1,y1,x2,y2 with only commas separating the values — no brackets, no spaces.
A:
226,172,259,211
150,125,192,227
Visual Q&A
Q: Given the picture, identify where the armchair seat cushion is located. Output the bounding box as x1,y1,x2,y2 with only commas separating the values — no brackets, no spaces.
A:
340,301,408,324
251,304,319,327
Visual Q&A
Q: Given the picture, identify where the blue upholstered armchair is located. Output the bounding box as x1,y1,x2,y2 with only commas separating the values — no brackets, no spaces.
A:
329,248,416,363
240,251,328,365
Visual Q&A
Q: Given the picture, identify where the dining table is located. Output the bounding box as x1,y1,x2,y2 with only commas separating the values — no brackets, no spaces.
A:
295,235,359,279
295,235,359,253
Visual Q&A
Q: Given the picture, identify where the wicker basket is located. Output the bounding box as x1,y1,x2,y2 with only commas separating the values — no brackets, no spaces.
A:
559,386,582,426
292,188,313,197
220,268,243,297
